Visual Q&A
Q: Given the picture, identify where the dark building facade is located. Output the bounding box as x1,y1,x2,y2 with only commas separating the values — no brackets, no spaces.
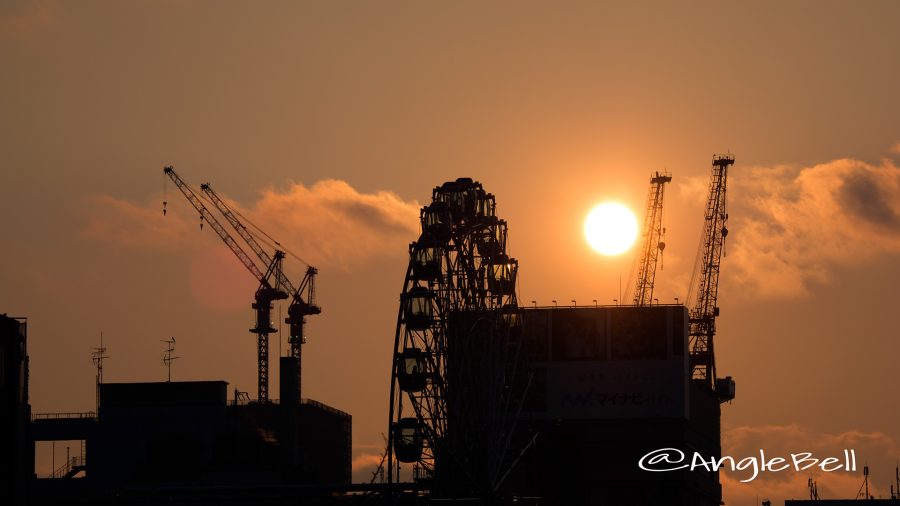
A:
443,305,724,505
28,379,351,503
1,314,31,506
11,326,351,505
785,501,900,505
87,379,349,487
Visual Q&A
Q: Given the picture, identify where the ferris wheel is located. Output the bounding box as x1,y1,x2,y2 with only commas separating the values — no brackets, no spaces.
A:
386,178,524,496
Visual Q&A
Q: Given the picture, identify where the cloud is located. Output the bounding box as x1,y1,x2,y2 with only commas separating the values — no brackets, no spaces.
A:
81,194,194,250
677,175,710,207
351,451,384,483
725,156,900,298
0,1,57,40
247,179,421,268
721,424,899,504
890,142,900,155
722,469,864,505
352,452,383,471
81,179,422,269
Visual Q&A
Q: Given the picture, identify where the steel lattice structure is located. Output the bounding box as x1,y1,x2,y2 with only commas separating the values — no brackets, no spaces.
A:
385,178,522,496
689,154,733,393
631,171,672,306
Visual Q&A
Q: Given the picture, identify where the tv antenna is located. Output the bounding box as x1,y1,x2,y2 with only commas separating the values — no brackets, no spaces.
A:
91,332,110,412
161,337,179,382
91,332,109,383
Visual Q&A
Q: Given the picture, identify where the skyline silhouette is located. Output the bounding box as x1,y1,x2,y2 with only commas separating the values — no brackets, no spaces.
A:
2,2,900,503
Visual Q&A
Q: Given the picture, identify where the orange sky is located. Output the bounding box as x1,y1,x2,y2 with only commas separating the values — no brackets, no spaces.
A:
2,1,900,503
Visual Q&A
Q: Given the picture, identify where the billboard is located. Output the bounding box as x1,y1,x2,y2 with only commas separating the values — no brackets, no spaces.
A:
520,306,689,419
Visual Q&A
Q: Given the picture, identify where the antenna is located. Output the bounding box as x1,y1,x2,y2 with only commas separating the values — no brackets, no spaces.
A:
91,331,109,384
866,465,870,499
91,332,109,413
808,477,819,500
161,337,179,382
857,465,871,500
894,463,899,499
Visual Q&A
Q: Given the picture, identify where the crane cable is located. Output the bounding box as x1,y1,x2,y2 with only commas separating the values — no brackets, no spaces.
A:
685,221,705,311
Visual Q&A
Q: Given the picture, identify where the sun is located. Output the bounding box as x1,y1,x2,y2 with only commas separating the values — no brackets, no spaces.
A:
584,202,639,256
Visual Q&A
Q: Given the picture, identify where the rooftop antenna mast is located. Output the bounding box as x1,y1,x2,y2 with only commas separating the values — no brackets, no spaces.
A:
161,337,178,382
91,332,109,413
856,465,872,499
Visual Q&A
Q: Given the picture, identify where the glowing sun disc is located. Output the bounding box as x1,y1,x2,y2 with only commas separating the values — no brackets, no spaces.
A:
584,203,639,255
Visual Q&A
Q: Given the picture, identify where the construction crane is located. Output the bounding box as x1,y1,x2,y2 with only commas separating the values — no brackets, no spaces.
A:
163,166,288,402
199,182,320,394
687,154,735,402
631,171,672,306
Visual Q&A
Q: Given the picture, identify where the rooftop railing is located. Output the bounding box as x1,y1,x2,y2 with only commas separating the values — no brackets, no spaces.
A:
32,412,96,421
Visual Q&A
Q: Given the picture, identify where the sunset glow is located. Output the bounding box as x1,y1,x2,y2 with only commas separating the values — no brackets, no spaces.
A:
4,3,899,504
584,202,639,256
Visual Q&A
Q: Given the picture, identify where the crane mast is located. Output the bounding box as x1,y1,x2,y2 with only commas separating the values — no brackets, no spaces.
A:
688,154,734,400
632,171,671,306
284,266,320,360
164,166,288,402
